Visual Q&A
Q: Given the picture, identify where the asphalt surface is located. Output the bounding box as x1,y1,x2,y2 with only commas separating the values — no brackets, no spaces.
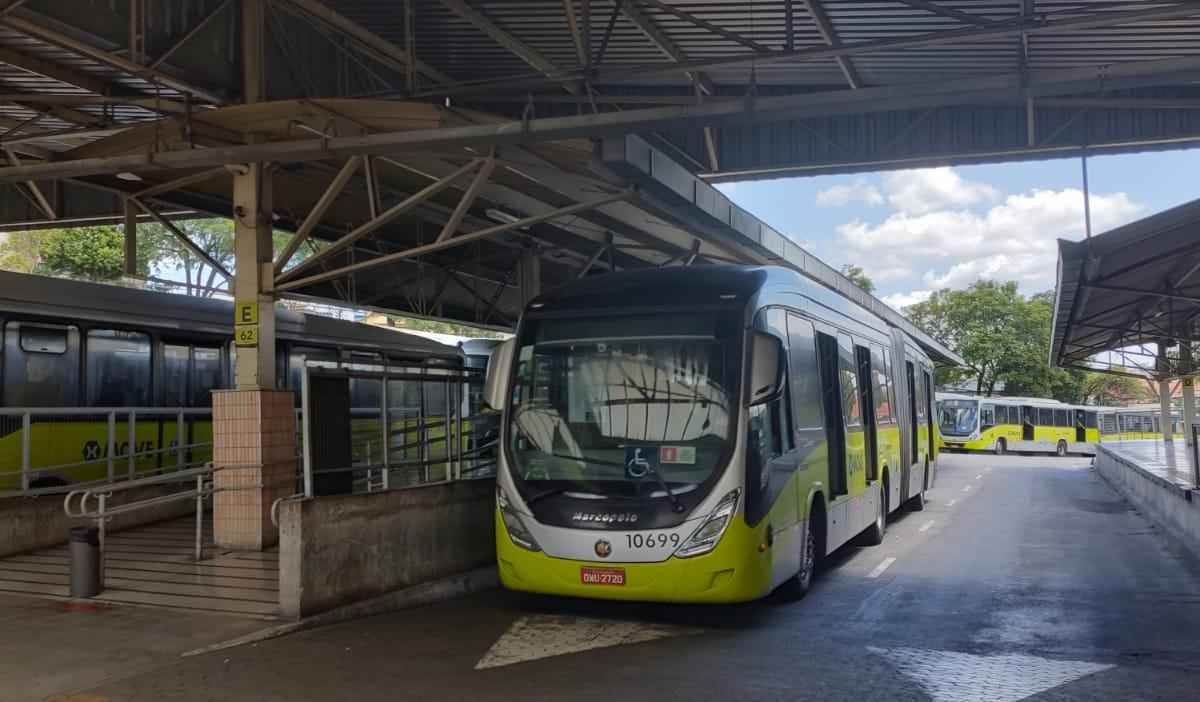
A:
21,454,1200,701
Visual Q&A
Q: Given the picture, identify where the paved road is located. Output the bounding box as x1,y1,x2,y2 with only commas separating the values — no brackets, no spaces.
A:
47,455,1200,701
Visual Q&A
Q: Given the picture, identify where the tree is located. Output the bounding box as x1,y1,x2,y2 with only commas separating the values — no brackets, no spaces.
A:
840,264,875,293
1079,372,1142,405
0,226,170,280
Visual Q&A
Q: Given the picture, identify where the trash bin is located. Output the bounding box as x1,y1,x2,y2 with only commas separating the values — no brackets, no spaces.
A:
69,526,102,598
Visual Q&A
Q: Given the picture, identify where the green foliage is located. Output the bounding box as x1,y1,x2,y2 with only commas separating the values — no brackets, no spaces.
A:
0,226,172,280
840,264,875,293
907,280,1096,403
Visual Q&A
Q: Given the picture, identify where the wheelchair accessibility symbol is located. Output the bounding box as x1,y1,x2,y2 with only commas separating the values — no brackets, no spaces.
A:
624,446,655,479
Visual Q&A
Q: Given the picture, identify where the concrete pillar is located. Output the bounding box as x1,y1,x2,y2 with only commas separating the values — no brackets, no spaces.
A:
1160,379,1174,442
518,249,541,307
210,0,294,550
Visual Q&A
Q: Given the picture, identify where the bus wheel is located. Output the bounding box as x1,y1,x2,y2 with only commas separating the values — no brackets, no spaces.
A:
859,483,887,547
994,438,1006,455
1056,440,1068,457
782,504,822,599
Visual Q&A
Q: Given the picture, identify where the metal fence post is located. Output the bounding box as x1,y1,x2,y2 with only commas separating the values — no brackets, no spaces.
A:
176,411,185,470
195,473,204,561
301,365,314,499
127,410,137,479
380,376,390,491
96,492,107,588
1193,424,1200,488
106,412,116,483
20,412,30,493
444,382,452,482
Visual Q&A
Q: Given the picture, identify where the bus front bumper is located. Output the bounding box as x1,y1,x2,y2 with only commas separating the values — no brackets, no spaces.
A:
495,511,774,604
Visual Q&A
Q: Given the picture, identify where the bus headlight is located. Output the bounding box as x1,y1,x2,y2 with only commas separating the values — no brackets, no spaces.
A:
675,489,740,558
498,488,541,552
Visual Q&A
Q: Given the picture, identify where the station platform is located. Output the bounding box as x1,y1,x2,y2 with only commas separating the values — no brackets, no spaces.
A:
1097,439,1199,490
0,516,280,619
1093,439,1200,563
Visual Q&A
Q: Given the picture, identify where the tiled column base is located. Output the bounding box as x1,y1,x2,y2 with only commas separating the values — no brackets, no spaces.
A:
212,388,297,550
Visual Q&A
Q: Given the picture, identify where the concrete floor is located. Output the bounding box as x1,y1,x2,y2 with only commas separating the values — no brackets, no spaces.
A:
6,453,1200,702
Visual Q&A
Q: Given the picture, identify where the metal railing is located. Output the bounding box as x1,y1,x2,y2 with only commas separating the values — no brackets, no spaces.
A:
1,407,214,498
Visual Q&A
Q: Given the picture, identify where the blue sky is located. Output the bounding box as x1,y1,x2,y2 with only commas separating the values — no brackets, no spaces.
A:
716,147,1200,308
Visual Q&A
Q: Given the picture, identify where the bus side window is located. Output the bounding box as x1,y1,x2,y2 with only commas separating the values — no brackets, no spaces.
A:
1038,408,1054,427
162,344,190,406
87,329,151,407
2,321,81,407
193,347,222,406
869,345,892,425
1054,409,1069,427
981,405,995,428
786,314,824,450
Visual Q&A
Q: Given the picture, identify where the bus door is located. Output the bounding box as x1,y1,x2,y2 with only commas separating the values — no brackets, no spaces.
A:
816,332,848,497
854,345,879,484
1022,406,1035,441
906,361,918,465
923,368,935,458
1074,410,1087,443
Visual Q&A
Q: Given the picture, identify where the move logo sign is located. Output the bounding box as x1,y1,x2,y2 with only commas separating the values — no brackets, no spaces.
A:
82,439,159,461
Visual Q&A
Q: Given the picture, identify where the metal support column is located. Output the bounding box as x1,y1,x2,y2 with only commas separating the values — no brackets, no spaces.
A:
1184,345,1196,446
518,250,542,308
123,200,137,276
1160,379,1174,442
232,164,276,389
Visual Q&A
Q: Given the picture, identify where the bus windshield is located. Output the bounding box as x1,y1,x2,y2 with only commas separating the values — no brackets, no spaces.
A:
507,312,739,498
939,399,978,436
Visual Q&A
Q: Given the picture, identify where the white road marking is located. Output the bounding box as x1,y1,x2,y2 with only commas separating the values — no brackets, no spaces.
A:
867,557,897,578
961,486,972,492
975,474,983,480
475,614,701,670
919,520,935,533
946,499,957,507
869,647,1114,702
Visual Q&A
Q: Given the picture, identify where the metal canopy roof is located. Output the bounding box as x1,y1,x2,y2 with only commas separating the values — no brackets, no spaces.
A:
1052,195,1200,378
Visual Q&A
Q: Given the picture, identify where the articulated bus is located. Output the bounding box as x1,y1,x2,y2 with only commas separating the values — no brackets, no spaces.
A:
483,266,938,603
0,271,466,492
937,393,1102,456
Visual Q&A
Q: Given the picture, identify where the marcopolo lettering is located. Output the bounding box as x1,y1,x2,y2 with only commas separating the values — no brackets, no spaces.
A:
572,512,639,524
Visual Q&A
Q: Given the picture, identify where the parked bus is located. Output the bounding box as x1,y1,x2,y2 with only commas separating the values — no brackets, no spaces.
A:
483,265,939,603
0,270,466,492
937,393,1101,456
1098,407,1182,441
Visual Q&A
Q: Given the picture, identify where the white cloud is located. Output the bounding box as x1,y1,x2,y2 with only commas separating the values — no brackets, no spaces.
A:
882,167,1000,215
882,289,933,309
816,178,883,207
840,185,1142,293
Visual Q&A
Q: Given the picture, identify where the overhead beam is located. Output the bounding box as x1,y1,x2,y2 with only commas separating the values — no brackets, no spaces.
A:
129,196,232,280
622,0,716,95
893,0,998,26
148,0,235,70
4,148,52,219
277,158,484,283
634,0,770,53
3,52,1199,184
132,166,227,200
275,189,633,293
0,45,112,95
0,15,225,104
801,0,861,89
436,157,494,242
437,0,579,94
274,155,363,274
280,0,453,86
421,0,1200,96
563,0,587,67
1084,282,1200,306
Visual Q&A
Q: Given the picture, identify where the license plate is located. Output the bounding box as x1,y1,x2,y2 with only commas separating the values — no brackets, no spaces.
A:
580,567,626,586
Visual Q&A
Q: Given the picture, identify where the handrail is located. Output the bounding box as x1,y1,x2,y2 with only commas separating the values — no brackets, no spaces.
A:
0,407,212,416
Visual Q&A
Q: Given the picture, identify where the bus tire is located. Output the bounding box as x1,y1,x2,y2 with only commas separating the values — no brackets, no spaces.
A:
1056,440,1068,457
859,480,887,547
782,498,824,600
994,438,1006,455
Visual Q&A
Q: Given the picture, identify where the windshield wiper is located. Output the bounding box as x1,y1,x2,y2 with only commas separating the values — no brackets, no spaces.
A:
644,464,686,513
525,450,686,511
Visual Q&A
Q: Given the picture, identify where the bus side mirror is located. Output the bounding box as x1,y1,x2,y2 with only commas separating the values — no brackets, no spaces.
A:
749,331,785,406
483,338,516,412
